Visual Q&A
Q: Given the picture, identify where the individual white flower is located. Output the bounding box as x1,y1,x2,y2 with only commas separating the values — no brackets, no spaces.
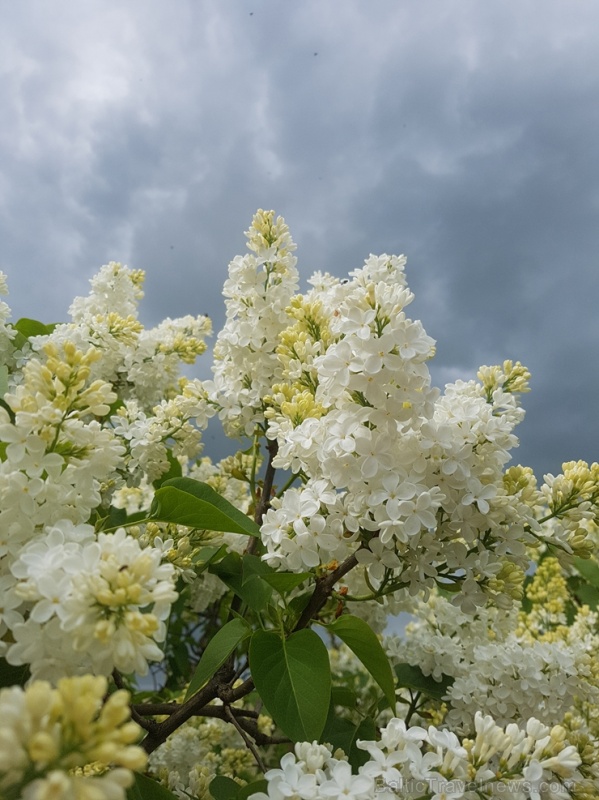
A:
318,759,373,799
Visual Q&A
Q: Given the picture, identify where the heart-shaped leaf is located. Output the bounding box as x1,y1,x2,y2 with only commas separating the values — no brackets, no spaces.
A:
250,629,331,742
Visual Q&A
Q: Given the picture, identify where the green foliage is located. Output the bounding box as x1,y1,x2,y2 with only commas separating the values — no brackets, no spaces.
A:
127,772,179,800
13,317,58,339
152,450,183,489
261,571,311,595
0,657,30,689
185,618,250,700
394,662,454,701
568,557,599,609
322,615,396,709
209,776,269,800
249,629,331,742
151,477,260,536
320,712,376,770
210,553,274,612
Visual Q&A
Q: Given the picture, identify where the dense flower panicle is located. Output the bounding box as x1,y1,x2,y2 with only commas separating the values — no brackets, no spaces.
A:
44,262,212,409
248,713,583,799
0,675,146,800
257,249,544,612
385,588,599,732
209,209,300,436
6,524,178,679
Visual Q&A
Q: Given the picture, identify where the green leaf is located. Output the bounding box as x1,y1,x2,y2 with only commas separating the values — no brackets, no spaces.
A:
567,576,599,610
574,557,599,589
394,663,453,701
151,478,260,536
320,712,359,755
261,572,311,595
319,712,375,770
520,573,534,613
210,553,273,612
330,686,359,708
127,772,179,800
349,716,376,769
208,775,239,800
324,615,396,709
106,505,128,529
250,629,331,742
236,780,268,799
0,657,30,688
185,618,250,700
14,318,57,338
286,591,313,628
191,544,228,570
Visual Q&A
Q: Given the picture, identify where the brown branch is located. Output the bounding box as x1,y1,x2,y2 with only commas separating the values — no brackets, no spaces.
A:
141,660,234,754
294,551,359,631
245,438,278,556
232,713,291,747
134,702,259,720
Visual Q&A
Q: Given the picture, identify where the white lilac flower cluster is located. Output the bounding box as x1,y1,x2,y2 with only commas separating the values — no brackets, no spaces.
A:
209,216,594,612
0,265,214,683
148,714,261,799
385,590,599,732
54,261,212,408
8,525,177,681
249,714,583,800
208,209,300,437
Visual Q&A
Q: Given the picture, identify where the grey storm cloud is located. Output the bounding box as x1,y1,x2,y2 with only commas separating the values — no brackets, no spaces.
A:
0,0,597,477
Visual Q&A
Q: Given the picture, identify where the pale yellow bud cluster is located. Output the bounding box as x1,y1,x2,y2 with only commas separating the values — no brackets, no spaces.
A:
487,561,525,604
503,465,540,505
8,341,116,419
0,676,146,799
545,461,599,514
568,527,596,559
562,460,599,501
245,209,295,256
539,461,599,561
478,360,531,402
562,713,599,788
100,312,144,345
517,557,569,641
158,332,208,363
128,268,146,292
286,296,333,349
276,296,332,395
265,384,327,427
219,451,258,483
280,390,327,427
527,557,568,613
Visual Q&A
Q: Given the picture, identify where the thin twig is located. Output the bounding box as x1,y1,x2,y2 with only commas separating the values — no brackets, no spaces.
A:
225,704,267,773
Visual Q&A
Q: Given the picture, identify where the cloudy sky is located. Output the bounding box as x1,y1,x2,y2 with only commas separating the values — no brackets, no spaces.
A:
1,0,598,478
